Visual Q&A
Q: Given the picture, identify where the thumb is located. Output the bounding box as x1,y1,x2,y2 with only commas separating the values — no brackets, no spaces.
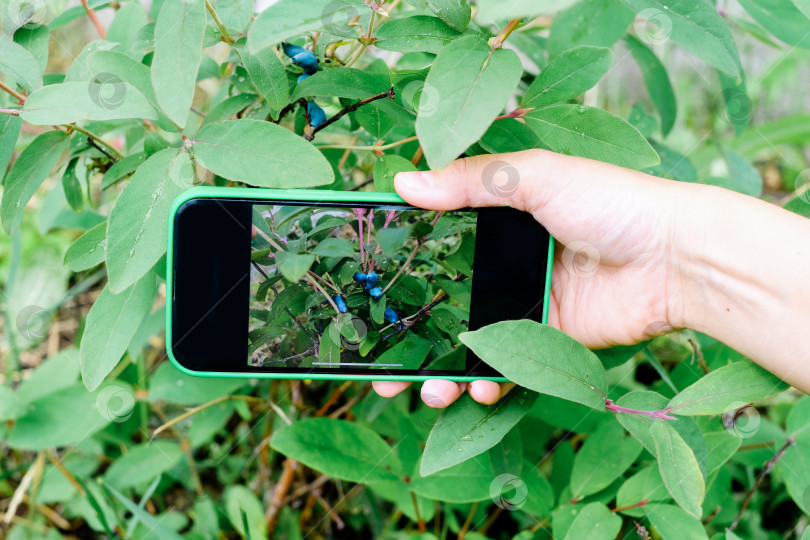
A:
393,150,559,213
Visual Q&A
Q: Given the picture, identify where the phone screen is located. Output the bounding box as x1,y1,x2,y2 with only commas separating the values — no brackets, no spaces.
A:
171,196,550,378
249,204,475,371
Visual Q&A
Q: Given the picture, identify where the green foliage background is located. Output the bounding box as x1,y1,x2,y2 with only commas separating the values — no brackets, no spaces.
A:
1,0,810,538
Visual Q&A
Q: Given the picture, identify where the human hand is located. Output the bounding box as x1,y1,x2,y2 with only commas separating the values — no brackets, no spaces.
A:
373,149,694,407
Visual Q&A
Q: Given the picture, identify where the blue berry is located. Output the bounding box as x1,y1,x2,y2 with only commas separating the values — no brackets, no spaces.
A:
364,272,379,289
369,287,382,300
307,101,326,128
281,42,319,74
297,73,310,84
353,272,367,284
384,307,398,324
334,295,347,313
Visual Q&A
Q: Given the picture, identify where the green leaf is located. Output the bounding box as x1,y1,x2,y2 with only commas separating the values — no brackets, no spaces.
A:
478,118,545,153
224,486,268,540
720,145,762,196
16,349,80,404
374,15,462,54
0,384,24,421
103,441,183,490
276,251,316,282
459,321,607,410
0,113,22,182
738,0,810,48
20,81,157,125
64,221,107,271
644,503,710,540
666,361,788,415
777,438,810,514
621,0,741,78
522,46,613,109
148,362,246,405
0,33,42,92
476,0,579,22
61,157,82,212
416,35,522,169
562,502,621,540
376,335,432,369
292,68,413,125
548,0,635,57
248,0,355,53
650,420,705,519
370,294,386,325
624,35,677,136
106,0,149,58
425,0,470,32
444,232,474,276
239,45,289,111
410,454,493,503
794,0,810,18
13,25,49,71
373,154,416,192
193,119,334,188
106,149,192,293
104,483,184,540
377,226,411,257
80,274,157,391
312,238,354,258
270,418,401,483
525,104,660,169
703,431,741,475
7,383,117,449
208,0,254,33
1,130,69,235
569,420,643,498
152,0,206,128
616,466,669,516
420,388,538,476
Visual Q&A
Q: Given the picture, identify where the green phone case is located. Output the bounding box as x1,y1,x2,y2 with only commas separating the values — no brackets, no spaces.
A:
166,186,554,382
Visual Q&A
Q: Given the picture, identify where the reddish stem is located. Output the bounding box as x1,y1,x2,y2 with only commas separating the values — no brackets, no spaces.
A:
612,500,649,513
354,208,366,269
605,399,677,421
495,107,532,121
81,0,106,39
0,108,20,116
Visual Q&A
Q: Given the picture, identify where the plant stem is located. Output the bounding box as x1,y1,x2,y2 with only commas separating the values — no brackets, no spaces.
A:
80,0,106,38
0,80,26,102
306,86,396,141
457,501,479,540
205,0,234,43
612,500,649,513
152,395,261,437
605,399,677,421
410,490,425,533
729,437,795,531
489,18,522,50
316,135,418,152
69,124,124,159
0,108,20,115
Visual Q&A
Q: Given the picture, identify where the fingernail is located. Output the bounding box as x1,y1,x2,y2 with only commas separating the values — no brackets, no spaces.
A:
395,171,434,191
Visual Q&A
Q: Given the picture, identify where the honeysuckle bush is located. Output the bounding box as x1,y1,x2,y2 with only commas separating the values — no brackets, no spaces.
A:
1,0,810,538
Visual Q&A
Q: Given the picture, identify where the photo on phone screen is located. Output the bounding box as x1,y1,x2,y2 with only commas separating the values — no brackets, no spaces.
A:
248,204,475,371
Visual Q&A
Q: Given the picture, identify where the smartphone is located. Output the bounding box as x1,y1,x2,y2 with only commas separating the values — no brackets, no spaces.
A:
166,187,553,382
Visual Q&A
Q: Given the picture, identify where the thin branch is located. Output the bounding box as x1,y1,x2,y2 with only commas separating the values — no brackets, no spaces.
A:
410,490,425,533
205,0,234,43
267,458,298,534
316,135,419,152
612,500,649,513
69,124,124,159
0,108,20,115
305,86,396,141
284,306,318,347
0,79,27,102
457,501,479,540
80,0,106,38
380,239,421,294
605,399,677,421
381,293,449,340
729,437,795,531
315,381,354,416
489,18,521,50
152,395,261,438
